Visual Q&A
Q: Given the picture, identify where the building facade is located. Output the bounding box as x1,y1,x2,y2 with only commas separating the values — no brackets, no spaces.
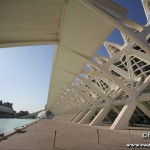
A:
0,101,15,118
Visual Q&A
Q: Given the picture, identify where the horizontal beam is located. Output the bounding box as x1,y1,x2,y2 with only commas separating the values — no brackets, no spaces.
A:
138,93,150,102
0,40,58,48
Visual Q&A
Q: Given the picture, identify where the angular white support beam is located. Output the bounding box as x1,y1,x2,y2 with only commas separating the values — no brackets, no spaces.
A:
110,98,137,130
90,103,112,126
137,102,150,117
64,114,72,121
112,107,120,114
69,111,81,122
61,115,66,120
72,111,83,122
65,114,74,121
79,107,98,124
138,93,150,102
73,109,89,123
68,112,78,122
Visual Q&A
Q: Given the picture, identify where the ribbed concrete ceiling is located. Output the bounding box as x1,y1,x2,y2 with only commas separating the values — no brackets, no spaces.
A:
0,0,64,47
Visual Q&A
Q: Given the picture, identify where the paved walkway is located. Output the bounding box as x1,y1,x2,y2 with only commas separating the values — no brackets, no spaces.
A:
0,120,149,150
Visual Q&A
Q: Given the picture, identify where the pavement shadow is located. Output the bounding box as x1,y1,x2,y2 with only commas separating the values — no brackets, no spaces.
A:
50,148,66,150
18,130,27,133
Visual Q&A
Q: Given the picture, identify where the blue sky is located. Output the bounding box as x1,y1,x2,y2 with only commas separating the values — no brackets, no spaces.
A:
96,0,147,57
0,0,146,113
0,45,54,113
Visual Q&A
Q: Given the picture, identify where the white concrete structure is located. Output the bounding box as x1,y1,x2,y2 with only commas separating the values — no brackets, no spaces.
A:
47,0,150,130
0,0,150,129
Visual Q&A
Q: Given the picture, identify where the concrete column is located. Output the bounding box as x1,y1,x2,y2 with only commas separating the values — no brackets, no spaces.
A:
72,111,83,122
79,107,97,124
61,115,66,120
65,114,74,121
68,111,81,122
73,109,89,123
110,98,137,130
137,102,150,117
68,113,77,122
58,116,62,120
90,103,112,126
63,114,71,121
112,107,120,114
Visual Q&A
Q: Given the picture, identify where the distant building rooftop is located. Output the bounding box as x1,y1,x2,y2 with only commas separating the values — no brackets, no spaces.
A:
0,105,14,114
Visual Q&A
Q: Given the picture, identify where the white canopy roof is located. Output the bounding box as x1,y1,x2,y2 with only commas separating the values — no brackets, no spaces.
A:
0,0,127,114
0,0,64,47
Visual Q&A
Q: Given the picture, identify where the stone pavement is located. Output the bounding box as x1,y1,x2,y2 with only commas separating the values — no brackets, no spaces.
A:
0,120,149,150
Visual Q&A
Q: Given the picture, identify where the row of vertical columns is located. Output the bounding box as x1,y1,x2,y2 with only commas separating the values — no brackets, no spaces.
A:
58,98,149,130
110,99,137,129
54,97,146,130
72,109,89,123
137,102,150,117
68,111,81,122
79,107,97,124
90,103,111,126
64,114,73,121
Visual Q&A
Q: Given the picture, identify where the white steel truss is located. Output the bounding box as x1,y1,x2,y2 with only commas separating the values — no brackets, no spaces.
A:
53,0,150,130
